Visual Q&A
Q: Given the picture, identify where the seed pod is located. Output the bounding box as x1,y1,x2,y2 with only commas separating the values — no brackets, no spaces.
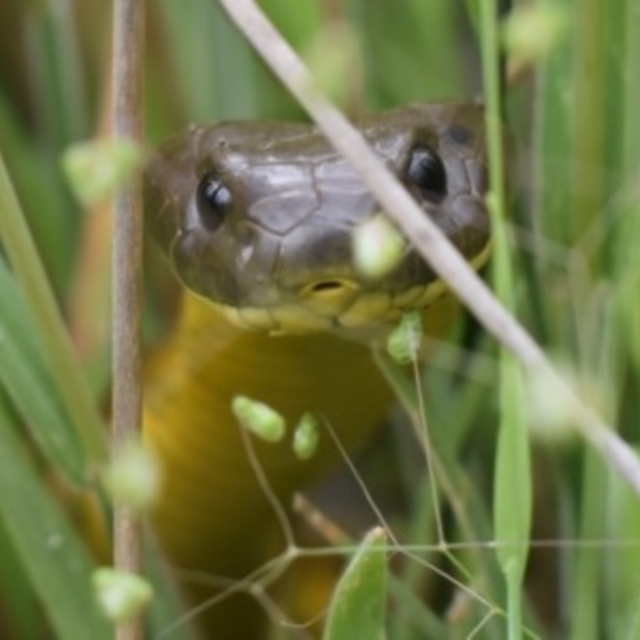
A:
353,215,405,279
93,567,153,622
387,311,422,365
231,395,286,442
293,412,320,460
62,138,146,207
102,438,160,512
502,4,568,64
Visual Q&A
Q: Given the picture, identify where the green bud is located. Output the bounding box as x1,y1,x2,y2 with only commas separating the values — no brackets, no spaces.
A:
102,439,160,512
232,395,286,442
526,363,607,444
62,137,146,207
387,312,422,365
293,413,320,460
304,23,362,107
353,215,405,279
93,567,153,623
502,4,568,64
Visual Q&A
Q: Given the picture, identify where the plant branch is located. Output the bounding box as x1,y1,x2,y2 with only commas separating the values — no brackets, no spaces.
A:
111,0,145,638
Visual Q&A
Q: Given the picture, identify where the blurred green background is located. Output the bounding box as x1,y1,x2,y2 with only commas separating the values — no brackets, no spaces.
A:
0,0,639,639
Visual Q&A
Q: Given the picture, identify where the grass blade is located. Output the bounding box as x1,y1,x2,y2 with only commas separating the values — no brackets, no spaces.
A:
0,147,107,474
478,2,531,638
323,527,387,640
0,257,84,482
0,396,110,640
0,519,40,640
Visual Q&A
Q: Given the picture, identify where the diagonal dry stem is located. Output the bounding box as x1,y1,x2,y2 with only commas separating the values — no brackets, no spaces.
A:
215,0,640,497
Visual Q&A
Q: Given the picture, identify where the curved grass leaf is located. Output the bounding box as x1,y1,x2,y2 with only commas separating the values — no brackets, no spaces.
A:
323,527,387,640
604,447,640,640
0,257,84,483
0,396,110,640
0,519,40,639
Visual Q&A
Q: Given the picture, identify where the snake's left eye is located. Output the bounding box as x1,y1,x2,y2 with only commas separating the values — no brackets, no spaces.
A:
406,144,447,201
197,170,232,231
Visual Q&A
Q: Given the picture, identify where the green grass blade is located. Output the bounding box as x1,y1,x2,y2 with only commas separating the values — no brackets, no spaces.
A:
0,257,84,482
145,537,197,640
570,450,606,640
0,397,110,640
612,0,640,371
0,519,40,640
493,353,530,638
155,0,260,122
478,2,531,638
532,0,573,247
567,0,606,251
261,0,321,50
323,527,387,640
348,0,464,108
604,447,640,639
0,147,107,471
0,94,77,294
23,1,90,146
388,575,449,640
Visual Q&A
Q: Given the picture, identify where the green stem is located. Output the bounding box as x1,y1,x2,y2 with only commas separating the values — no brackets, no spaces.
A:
506,566,524,640
478,4,530,640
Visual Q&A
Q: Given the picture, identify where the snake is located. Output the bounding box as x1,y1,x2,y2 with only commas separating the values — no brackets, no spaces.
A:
143,101,490,639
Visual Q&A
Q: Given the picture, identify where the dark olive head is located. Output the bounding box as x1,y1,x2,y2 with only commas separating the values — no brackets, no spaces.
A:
144,102,491,332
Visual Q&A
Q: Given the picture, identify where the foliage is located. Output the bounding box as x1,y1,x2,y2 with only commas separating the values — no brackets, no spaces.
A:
0,0,638,638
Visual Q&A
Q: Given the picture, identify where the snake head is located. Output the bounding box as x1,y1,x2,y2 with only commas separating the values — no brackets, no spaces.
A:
144,102,492,334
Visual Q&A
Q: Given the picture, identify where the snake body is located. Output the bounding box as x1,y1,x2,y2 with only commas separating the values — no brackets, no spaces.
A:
143,102,490,638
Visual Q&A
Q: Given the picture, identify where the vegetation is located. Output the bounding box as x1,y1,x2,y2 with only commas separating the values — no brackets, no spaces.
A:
0,0,638,638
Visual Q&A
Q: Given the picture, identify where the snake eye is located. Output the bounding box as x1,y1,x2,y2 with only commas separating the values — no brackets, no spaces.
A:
407,144,447,201
197,170,232,231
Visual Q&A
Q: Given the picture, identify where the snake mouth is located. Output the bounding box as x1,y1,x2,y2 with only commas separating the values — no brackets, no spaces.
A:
194,238,492,335
298,277,362,321
302,278,360,297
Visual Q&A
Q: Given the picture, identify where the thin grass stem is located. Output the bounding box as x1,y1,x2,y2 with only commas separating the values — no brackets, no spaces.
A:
111,0,145,638
215,0,640,502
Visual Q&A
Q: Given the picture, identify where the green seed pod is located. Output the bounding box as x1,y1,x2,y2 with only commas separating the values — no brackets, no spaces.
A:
102,438,160,513
231,395,286,442
304,23,361,108
62,138,146,207
293,412,320,460
352,214,405,279
502,4,568,63
387,311,423,365
92,567,153,622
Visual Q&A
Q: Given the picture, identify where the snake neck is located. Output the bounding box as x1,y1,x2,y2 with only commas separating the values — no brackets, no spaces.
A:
143,291,461,637
144,293,394,576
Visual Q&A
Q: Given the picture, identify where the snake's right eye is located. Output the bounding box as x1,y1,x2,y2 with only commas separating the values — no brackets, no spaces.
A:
197,170,232,231
406,144,447,202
